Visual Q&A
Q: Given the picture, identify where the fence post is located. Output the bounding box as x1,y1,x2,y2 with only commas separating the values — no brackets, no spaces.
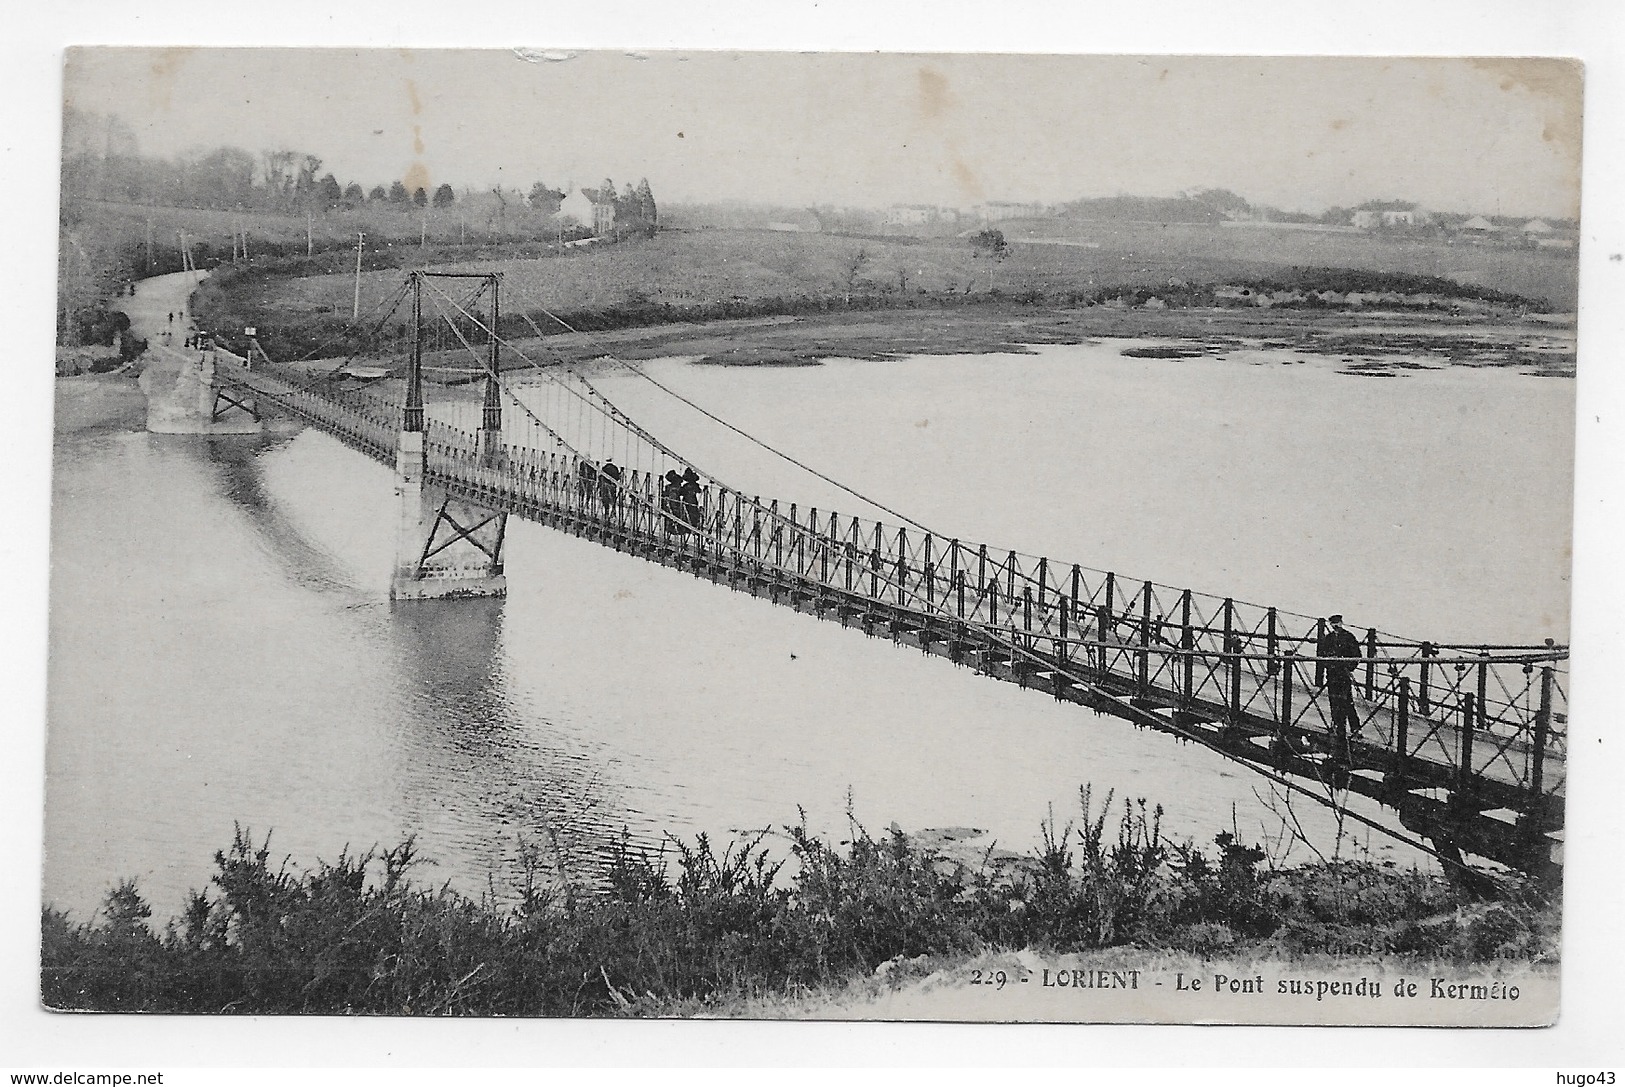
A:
1022,585,1034,649
1037,558,1049,632
1225,598,1240,722
1058,574,1070,665
1181,589,1194,706
1418,642,1434,716
1139,581,1153,695
1364,627,1378,698
772,500,782,568
977,545,989,623
924,534,935,609
896,529,908,607
1531,665,1553,803
753,497,765,564
989,579,1001,647
1101,572,1115,674
1314,617,1327,688
953,541,964,619
817,510,829,584
1280,650,1296,732
1458,692,1477,800
1395,675,1411,791
870,526,881,600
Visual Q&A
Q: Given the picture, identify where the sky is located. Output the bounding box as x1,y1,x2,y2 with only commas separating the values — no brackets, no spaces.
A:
62,49,1582,219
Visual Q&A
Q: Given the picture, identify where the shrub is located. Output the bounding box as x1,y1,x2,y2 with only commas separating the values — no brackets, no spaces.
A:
40,795,1560,1015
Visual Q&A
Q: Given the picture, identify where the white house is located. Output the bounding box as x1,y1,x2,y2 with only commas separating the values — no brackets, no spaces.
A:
557,188,596,229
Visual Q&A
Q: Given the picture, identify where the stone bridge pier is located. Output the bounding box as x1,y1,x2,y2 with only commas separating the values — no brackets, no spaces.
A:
390,429,509,602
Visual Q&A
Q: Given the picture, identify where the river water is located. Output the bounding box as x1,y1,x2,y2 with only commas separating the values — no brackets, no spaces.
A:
44,340,1575,919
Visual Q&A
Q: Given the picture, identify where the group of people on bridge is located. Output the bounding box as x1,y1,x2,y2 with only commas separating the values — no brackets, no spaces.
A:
572,458,708,536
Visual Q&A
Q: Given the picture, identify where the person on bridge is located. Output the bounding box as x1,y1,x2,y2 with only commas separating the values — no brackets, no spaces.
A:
598,460,622,513
662,470,687,535
573,459,596,509
679,467,703,529
1318,614,1364,746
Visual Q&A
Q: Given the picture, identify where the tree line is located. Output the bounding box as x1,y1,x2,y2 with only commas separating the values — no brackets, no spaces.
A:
60,108,657,232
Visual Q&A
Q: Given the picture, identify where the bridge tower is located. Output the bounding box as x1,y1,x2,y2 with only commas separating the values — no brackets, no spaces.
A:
390,271,510,602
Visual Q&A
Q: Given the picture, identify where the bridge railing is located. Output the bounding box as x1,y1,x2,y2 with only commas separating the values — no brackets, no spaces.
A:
622,477,1567,801
216,355,401,461
271,391,1568,806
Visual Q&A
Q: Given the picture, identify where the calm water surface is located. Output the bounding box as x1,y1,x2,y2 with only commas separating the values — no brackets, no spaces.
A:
45,342,1575,918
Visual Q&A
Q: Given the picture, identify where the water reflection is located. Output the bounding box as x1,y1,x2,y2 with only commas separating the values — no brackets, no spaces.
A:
195,434,363,600
383,598,636,897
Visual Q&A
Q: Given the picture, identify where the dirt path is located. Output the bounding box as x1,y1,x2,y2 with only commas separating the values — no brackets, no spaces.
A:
114,269,206,356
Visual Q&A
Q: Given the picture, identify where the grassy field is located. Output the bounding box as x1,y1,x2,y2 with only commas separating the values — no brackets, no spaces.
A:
175,219,1576,372
255,223,1573,313
215,220,1574,348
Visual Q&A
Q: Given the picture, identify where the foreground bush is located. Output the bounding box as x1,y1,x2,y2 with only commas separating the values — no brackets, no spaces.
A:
41,791,1558,1015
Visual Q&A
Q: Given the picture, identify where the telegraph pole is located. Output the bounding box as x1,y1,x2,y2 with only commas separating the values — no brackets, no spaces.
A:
353,232,365,320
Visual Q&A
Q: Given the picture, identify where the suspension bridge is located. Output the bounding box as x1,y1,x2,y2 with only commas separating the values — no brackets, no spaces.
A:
151,269,1568,881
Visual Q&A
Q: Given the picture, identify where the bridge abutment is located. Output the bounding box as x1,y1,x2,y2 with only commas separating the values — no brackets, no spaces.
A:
141,346,266,435
390,430,509,602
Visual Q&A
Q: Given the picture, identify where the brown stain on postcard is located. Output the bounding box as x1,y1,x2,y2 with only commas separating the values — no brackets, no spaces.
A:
916,66,955,122
146,47,194,113
1469,58,1583,184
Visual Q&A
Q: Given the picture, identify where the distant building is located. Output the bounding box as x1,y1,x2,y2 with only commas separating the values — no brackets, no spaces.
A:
557,189,595,229
1458,215,1498,233
1521,218,1555,235
975,201,1042,223
1352,204,1430,230
883,204,958,228
556,188,617,236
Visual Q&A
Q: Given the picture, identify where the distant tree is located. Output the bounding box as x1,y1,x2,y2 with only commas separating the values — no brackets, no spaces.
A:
1186,187,1252,220
970,228,1009,259
413,187,428,207
260,149,299,207
368,184,388,203
841,246,871,301
634,177,657,229
388,180,409,205
191,146,258,208
432,183,455,208
612,177,658,238
317,173,343,209
342,182,365,208
295,155,323,206
528,181,564,217
491,186,509,233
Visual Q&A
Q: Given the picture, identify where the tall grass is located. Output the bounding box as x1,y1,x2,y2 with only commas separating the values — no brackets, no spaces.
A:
41,791,1558,1015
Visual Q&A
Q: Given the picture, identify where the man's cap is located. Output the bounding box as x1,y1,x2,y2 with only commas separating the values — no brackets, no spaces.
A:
1328,614,1344,624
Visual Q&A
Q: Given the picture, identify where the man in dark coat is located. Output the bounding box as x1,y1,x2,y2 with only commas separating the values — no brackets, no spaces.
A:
1319,614,1363,744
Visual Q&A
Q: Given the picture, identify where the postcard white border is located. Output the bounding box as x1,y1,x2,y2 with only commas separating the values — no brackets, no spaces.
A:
4,0,1622,1071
